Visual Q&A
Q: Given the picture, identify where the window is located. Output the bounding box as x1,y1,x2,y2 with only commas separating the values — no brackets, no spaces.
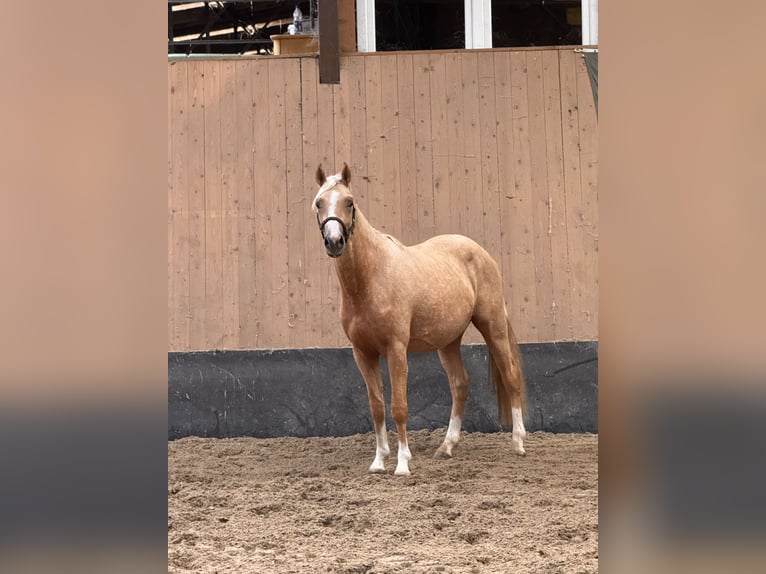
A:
358,0,597,52
375,0,465,51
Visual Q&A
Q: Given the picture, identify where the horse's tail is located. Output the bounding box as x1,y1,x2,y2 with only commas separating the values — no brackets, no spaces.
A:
488,311,527,428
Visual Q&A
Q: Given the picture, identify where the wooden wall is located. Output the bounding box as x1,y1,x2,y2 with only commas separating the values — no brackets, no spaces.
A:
168,47,598,352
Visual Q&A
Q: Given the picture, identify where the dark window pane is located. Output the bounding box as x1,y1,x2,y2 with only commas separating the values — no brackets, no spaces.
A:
376,0,465,51
492,0,582,47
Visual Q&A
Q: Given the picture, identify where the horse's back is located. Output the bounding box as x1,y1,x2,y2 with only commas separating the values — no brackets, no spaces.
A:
412,233,480,254
412,233,506,308
411,234,498,275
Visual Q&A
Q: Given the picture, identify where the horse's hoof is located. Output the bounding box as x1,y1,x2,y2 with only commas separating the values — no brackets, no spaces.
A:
433,448,452,459
368,465,386,474
394,468,411,477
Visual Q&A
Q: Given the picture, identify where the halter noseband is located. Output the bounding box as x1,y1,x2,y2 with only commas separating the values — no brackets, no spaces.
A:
317,205,356,243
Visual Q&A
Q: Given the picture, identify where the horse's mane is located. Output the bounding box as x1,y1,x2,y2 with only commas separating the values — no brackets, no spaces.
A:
383,233,406,249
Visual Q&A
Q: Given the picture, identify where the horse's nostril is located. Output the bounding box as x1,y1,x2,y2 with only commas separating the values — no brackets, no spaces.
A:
338,236,345,247
324,236,331,248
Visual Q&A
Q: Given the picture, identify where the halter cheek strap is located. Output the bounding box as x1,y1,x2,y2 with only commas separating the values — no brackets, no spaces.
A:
318,206,356,241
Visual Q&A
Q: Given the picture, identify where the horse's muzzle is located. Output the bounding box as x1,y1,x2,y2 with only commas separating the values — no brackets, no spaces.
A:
318,213,353,258
324,234,346,257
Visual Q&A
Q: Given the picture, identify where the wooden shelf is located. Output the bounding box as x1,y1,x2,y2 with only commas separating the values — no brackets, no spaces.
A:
270,34,318,56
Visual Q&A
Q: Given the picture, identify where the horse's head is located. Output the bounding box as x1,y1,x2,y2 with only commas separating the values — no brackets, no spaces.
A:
312,163,356,258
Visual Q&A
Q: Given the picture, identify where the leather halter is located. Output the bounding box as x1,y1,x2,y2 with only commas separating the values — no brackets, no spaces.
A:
317,205,356,243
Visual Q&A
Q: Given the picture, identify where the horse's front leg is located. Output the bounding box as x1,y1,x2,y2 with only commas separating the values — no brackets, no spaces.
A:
352,347,390,473
386,344,412,476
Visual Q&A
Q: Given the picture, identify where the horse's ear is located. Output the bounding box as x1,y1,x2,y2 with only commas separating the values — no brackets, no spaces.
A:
316,164,326,186
341,163,351,186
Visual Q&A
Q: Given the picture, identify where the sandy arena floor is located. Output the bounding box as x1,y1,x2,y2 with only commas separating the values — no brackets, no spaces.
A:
168,430,598,573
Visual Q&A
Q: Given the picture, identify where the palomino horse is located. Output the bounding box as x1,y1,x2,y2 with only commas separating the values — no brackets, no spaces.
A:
312,164,527,476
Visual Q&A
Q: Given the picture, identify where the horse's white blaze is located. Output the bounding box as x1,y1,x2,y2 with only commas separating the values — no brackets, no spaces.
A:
512,406,526,454
320,188,345,242
394,440,412,476
326,190,341,216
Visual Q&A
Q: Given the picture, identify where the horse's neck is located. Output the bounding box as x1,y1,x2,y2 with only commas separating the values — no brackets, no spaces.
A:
334,212,388,299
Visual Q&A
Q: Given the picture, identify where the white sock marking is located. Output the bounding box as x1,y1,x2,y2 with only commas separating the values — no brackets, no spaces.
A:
369,423,389,472
445,415,462,445
394,440,412,476
512,406,526,454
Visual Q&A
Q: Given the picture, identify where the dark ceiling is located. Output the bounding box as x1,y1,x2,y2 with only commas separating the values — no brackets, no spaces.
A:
168,1,314,55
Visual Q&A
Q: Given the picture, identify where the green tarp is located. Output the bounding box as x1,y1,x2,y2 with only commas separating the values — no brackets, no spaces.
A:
583,51,598,118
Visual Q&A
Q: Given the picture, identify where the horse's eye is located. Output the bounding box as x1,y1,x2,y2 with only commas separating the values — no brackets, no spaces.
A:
346,198,354,208
315,199,324,210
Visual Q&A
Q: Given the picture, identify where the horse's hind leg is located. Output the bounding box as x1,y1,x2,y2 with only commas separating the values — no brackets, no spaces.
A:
473,311,527,455
352,347,390,473
434,337,468,459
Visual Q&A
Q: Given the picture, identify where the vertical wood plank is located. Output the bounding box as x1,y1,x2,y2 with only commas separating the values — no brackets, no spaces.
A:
460,52,484,345
236,60,257,349
494,51,516,326
167,64,174,349
220,61,240,349
380,55,401,238
461,51,484,248
248,60,272,349
301,58,323,346
526,51,555,342
428,53,452,237
477,52,503,279
268,59,290,348
576,53,599,340
332,57,353,352
559,49,587,340
316,80,336,173
333,59,352,169
346,56,369,216
203,61,224,349
509,51,537,342
542,50,573,341
285,58,306,348
364,56,384,230
188,61,207,350
252,59,271,348
317,73,340,347
412,53,435,243
444,53,465,235
397,53,418,246
170,62,190,351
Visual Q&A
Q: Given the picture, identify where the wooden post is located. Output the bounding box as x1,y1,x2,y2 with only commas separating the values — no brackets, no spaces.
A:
319,0,340,83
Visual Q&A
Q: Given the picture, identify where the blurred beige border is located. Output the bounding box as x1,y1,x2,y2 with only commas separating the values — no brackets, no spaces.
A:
0,1,166,404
